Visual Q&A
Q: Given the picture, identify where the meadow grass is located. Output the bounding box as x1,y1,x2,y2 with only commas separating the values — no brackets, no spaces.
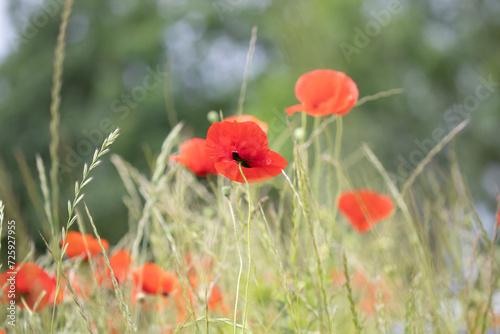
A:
1,7,499,334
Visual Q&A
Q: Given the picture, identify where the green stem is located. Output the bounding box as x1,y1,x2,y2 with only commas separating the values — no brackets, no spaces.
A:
226,194,243,334
239,163,252,334
49,0,74,237
236,27,257,116
332,117,343,222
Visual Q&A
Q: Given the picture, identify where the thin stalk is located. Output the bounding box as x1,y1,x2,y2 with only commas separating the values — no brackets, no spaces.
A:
51,128,120,334
39,233,94,333
282,167,332,333
343,251,362,333
0,201,4,255
85,204,137,334
291,177,300,309
49,0,74,232
481,212,499,334
239,163,252,334
236,27,257,116
332,117,343,221
225,193,243,334
258,205,301,332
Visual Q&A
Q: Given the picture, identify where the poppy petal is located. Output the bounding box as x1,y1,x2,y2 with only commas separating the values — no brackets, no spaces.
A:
206,121,287,183
132,263,178,296
170,138,218,177
287,69,358,117
108,250,132,283
217,150,287,183
0,263,54,311
63,231,108,259
338,190,393,232
224,115,269,133
285,104,306,116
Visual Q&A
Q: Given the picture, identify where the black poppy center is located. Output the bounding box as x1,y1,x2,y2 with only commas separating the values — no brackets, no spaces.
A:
232,152,251,168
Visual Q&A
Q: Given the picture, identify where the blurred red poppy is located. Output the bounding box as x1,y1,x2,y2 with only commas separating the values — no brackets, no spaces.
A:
286,69,358,117
108,250,132,283
132,263,178,297
62,231,109,260
207,283,229,313
96,250,132,287
205,121,287,183
170,138,218,177
224,114,269,133
338,190,393,232
0,262,54,311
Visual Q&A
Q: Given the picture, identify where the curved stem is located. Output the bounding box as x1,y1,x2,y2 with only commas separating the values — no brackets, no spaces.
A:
226,195,243,334
227,198,243,334
332,117,343,222
239,163,252,334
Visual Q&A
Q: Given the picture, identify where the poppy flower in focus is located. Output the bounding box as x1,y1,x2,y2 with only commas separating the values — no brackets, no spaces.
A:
338,190,393,232
224,114,269,133
205,121,288,183
62,231,109,260
286,69,358,117
0,262,55,311
132,263,178,297
170,138,218,177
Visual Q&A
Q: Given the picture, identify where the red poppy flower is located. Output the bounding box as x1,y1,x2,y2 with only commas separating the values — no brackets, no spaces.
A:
286,69,359,117
205,121,288,183
95,250,132,287
207,283,229,313
108,250,132,283
0,262,54,311
338,190,393,232
224,114,269,133
170,138,218,177
62,231,109,260
132,263,178,296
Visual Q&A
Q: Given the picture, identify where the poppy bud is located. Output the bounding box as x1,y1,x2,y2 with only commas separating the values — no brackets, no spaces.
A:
207,111,220,124
293,127,306,141
222,186,232,198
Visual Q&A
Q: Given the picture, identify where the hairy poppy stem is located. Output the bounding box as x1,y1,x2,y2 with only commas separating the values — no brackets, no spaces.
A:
332,117,343,222
225,192,243,334
239,163,252,334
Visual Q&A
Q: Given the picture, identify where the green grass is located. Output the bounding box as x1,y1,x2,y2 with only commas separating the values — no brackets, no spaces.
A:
1,6,500,334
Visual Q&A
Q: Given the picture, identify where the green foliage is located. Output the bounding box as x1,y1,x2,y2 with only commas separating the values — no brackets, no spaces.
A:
0,1,500,332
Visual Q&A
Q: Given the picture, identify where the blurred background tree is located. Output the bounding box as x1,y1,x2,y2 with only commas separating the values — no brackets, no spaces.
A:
0,0,499,247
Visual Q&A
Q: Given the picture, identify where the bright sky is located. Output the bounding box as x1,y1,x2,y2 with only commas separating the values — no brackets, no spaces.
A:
0,1,13,63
